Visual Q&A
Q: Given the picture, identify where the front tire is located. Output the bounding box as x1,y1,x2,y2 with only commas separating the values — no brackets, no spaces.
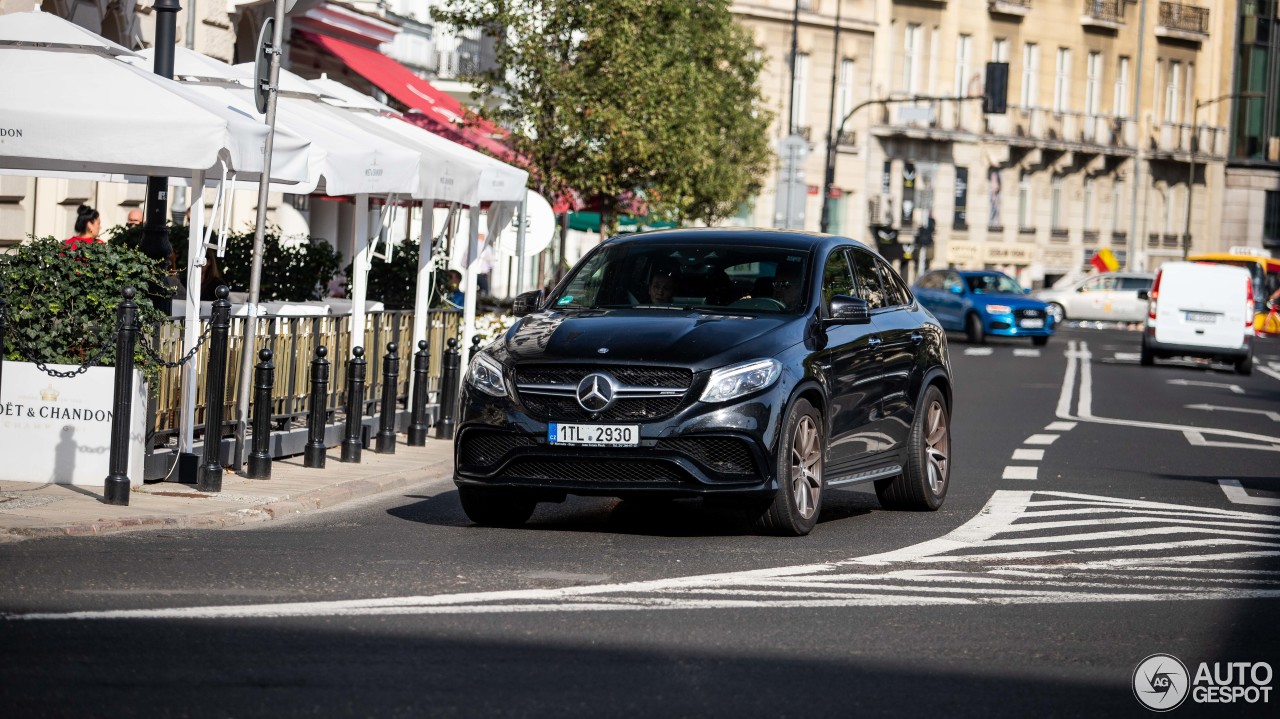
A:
458,486,537,528
965,312,986,344
754,398,823,536
1032,335,1050,347
876,385,950,511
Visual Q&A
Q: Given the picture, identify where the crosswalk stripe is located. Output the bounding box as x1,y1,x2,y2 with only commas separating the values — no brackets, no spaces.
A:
1003,466,1038,480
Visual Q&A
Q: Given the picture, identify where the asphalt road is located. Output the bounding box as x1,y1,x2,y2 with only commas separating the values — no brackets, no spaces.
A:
2,326,1278,718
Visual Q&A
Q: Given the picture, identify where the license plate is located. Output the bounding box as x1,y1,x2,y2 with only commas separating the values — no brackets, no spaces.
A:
1185,311,1218,324
1019,318,1045,329
548,423,639,447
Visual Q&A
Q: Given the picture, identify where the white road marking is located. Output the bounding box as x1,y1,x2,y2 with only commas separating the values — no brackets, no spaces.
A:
1183,431,1280,453
12,491,1278,620
1185,404,1280,422
1166,379,1245,394
1113,352,1142,361
1219,480,1280,507
1013,349,1040,357
1259,365,1280,383
1024,434,1059,445
1045,421,1077,431
1078,341,1094,417
963,347,994,356
1012,449,1044,461
1003,466,1039,480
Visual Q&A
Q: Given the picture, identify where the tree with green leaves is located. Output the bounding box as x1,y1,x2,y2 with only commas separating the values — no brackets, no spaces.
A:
432,0,772,234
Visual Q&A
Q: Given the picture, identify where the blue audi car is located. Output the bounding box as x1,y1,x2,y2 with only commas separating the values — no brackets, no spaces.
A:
913,269,1054,345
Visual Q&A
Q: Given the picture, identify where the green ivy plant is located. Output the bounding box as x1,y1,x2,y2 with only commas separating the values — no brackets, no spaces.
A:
0,237,169,387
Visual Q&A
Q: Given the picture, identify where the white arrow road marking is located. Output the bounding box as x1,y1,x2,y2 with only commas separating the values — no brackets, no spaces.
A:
1185,404,1280,422
1166,379,1245,394
1219,480,1280,507
1183,431,1280,453
10,491,1280,621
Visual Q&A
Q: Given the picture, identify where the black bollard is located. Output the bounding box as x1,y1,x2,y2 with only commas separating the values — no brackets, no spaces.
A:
407,340,430,446
246,348,275,479
198,286,232,492
375,342,399,454
304,345,330,468
103,287,140,506
341,346,367,463
469,334,483,360
436,337,461,440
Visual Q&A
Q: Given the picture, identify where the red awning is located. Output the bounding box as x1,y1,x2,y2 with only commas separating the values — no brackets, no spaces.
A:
300,31,519,164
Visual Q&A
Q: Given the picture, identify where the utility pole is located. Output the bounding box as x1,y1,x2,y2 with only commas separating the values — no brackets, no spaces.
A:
787,0,800,136
1183,93,1262,259
1127,0,1148,272
143,0,181,315
819,0,842,234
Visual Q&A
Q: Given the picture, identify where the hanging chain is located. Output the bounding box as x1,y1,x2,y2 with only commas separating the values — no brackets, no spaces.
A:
7,319,125,379
138,321,214,369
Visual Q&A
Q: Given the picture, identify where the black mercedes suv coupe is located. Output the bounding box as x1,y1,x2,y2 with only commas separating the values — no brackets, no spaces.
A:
453,228,953,535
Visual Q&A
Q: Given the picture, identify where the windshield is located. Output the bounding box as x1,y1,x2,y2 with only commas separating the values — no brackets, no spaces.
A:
547,243,811,314
965,273,1024,295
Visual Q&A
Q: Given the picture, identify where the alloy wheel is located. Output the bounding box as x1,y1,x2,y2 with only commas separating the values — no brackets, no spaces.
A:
790,415,822,519
924,399,949,495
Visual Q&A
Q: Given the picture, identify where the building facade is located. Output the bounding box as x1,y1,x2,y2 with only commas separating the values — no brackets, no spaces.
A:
1224,0,1280,255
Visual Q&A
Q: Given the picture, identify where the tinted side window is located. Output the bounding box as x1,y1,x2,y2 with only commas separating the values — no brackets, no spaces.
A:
1119,276,1152,290
821,248,856,307
917,272,941,290
877,259,913,307
850,249,885,309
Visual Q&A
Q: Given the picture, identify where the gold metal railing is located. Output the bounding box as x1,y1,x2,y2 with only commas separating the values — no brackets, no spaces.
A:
147,310,463,447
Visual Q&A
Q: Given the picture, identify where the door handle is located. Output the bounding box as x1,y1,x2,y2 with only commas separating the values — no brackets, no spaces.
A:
910,332,924,345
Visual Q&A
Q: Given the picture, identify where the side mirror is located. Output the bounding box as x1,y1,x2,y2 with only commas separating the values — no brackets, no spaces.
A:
827,295,871,325
512,290,544,317
1137,289,1150,301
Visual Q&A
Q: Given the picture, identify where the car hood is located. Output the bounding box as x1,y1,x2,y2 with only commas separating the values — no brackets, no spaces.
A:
977,292,1048,309
497,309,805,370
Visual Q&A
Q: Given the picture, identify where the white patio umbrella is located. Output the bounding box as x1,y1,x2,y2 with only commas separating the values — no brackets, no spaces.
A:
0,9,134,56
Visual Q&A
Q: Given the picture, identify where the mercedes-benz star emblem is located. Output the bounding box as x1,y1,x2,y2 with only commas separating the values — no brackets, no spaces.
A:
576,373,617,413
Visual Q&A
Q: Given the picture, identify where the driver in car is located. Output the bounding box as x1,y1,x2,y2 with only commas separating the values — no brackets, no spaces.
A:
647,265,680,304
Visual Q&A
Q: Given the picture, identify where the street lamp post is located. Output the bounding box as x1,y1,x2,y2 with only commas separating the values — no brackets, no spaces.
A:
1182,92,1262,259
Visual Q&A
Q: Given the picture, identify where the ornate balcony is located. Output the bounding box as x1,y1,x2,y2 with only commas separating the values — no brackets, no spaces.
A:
989,0,1032,18
1081,0,1126,31
1156,2,1209,43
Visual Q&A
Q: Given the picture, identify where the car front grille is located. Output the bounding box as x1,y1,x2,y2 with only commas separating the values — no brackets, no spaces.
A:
459,431,538,467
1015,308,1044,320
656,437,756,476
514,364,693,422
496,457,683,484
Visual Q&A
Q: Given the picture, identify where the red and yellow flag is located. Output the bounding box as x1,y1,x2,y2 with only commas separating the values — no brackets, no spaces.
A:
1090,248,1119,273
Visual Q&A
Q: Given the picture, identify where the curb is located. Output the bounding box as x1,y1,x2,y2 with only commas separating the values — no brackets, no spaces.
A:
1,456,454,542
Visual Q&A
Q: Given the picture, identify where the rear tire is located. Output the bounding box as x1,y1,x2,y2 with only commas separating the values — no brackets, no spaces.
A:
754,398,823,536
458,486,537,528
876,385,950,511
1139,339,1154,366
1235,353,1253,376
1032,335,1050,347
965,312,986,344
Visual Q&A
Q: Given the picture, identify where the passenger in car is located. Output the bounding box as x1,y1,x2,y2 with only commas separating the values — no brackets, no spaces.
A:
647,264,680,304
704,269,736,306
773,263,804,310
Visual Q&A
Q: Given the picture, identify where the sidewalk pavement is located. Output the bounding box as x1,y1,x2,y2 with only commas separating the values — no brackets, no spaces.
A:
0,439,456,543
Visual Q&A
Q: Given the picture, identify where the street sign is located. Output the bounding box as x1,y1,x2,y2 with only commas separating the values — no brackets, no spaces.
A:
775,134,809,229
898,106,934,123
253,17,275,114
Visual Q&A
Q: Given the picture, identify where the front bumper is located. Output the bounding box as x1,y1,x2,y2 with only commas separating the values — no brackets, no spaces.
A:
453,382,786,500
983,312,1054,338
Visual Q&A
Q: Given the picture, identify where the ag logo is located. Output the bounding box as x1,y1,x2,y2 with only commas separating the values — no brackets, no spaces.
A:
1134,654,1190,711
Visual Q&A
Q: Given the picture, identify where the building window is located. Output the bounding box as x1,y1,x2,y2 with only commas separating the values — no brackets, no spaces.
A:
903,24,921,94
1085,52,1102,117
1053,48,1071,114
1114,56,1130,117
1051,176,1065,230
1018,173,1032,229
1021,43,1039,109
790,52,810,133
829,195,847,236
1165,60,1181,123
955,34,972,98
1265,191,1280,246
1083,177,1095,231
992,37,1010,63
838,58,856,126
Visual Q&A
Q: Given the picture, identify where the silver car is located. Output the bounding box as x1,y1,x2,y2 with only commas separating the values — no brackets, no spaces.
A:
1034,272,1155,324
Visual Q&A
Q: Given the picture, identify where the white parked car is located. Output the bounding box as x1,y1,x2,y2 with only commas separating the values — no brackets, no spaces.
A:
1034,272,1155,324
1141,261,1255,375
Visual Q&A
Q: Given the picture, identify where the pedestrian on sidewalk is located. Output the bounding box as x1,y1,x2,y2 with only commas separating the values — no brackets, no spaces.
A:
64,204,102,250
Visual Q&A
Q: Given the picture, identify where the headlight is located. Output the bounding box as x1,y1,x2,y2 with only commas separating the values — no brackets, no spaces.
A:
465,352,508,397
986,304,1012,315
700,359,782,403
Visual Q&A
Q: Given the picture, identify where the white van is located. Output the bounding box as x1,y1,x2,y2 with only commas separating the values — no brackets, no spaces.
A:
1141,262,1255,375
